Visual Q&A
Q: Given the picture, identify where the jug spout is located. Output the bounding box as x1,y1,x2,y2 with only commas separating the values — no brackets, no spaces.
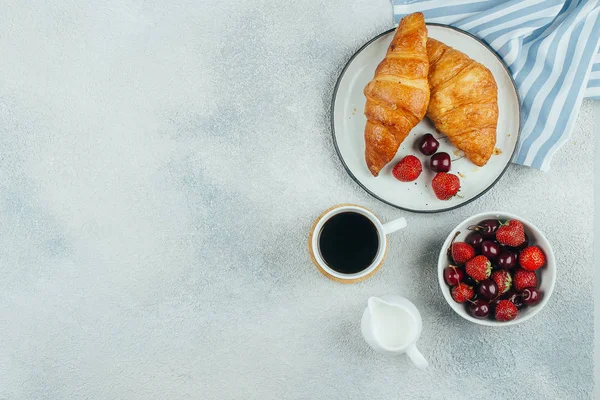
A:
366,296,405,350
365,296,416,352
367,296,396,315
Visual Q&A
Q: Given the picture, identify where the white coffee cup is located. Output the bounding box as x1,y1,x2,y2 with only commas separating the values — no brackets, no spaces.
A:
308,204,407,283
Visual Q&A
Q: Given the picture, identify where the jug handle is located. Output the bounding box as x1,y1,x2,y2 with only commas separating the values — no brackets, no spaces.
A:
406,344,428,369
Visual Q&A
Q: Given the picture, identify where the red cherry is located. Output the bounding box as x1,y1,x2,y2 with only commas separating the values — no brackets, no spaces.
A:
497,250,518,269
504,290,525,310
465,232,484,252
470,219,500,239
468,299,490,319
481,240,501,261
430,152,451,172
419,133,439,156
443,266,464,286
476,279,498,300
521,288,542,306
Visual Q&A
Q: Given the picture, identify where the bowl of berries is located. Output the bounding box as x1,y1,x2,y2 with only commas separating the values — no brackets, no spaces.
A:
438,212,556,326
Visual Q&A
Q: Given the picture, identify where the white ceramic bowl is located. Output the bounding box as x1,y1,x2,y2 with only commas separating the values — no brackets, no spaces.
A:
437,211,556,326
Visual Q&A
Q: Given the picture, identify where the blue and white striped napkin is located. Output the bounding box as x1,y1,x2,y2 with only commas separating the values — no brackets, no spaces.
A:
392,0,600,171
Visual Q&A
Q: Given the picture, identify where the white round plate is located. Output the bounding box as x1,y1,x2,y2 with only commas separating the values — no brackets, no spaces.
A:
331,24,521,213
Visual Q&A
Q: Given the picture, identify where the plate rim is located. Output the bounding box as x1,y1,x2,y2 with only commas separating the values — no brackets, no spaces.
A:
330,23,522,214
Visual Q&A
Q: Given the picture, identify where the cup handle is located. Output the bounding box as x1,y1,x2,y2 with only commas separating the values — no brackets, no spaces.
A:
406,344,428,369
382,217,407,235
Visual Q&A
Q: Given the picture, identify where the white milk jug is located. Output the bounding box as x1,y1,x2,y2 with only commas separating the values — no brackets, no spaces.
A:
361,295,428,369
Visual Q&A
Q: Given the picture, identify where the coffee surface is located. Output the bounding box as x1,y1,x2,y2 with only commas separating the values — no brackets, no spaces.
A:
318,212,379,274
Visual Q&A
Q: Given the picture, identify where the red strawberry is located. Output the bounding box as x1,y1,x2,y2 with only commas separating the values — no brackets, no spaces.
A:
491,270,512,294
450,242,475,265
494,300,518,321
519,246,546,271
432,172,460,200
513,269,538,292
451,283,474,303
392,156,422,182
465,255,492,281
496,220,525,247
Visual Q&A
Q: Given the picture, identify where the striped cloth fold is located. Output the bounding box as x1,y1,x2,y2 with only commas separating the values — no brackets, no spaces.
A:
392,0,600,170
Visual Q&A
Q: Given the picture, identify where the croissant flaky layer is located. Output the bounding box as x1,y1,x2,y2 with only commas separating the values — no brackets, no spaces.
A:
426,38,498,167
363,12,430,177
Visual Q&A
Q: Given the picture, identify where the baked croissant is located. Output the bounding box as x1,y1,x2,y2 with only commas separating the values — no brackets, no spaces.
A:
363,12,429,176
426,38,498,167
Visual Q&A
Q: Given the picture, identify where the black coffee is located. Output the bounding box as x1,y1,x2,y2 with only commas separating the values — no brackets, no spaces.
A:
318,211,379,274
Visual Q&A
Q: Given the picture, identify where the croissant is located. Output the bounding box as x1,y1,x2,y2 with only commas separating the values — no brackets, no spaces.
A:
426,38,498,167
363,12,430,177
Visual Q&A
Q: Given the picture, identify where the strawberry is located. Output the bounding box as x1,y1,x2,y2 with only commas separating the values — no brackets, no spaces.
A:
451,283,474,303
494,300,518,321
450,242,475,265
465,255,492,281
519,246,546,271
513,269,538,292
496,220,525,247
432,172,460,200
492,270,512,294
392,155,422,182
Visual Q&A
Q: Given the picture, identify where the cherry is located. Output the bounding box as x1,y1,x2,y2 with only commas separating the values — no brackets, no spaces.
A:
481,241,501,260
468,299,490,319
497,250,518,270
470,219,500,239
504,290,525,310
476,279,498,300
521,288,542,306
430,152,451,172
465,232,484,252
443,266,464,286
419,133,439,156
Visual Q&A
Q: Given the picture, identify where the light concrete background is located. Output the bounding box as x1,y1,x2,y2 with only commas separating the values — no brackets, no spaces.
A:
0,1,595,399
594,101,599,399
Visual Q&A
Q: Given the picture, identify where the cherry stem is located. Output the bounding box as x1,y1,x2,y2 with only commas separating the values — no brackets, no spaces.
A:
448,231,461,262
451,155,465,162
491,293,502,302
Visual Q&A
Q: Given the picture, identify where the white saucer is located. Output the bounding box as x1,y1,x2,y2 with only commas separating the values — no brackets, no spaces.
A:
331,24,521,213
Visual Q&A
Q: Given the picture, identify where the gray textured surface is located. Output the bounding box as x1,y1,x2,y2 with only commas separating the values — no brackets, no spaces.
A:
0,1,595,399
